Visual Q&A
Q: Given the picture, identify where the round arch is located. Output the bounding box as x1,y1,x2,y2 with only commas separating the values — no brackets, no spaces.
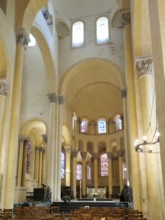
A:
31,26,57,92
62,124,71,145
59,58,126,94
15,0,48,32
20,118,47,146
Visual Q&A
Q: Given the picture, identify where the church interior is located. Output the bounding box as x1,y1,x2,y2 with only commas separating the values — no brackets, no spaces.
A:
0,0,165,220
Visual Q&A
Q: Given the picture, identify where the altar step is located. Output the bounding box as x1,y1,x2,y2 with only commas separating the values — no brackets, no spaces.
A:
52,200,129,213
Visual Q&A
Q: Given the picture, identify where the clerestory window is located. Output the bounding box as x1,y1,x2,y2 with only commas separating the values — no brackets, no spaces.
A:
72,21,84,48
96,17,109,44
98,119,107,134
100,153,108,176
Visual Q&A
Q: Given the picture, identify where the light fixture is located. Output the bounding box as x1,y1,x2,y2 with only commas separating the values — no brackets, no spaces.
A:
134,131,160,153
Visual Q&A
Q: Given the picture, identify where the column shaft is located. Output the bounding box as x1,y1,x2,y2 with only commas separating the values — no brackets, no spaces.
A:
81,152,87,197
65,146,71,186
17,137,25,186
148,2,165,217
107,152,113,197
123,11,142,210
72,150,78,199
47,94,57,201
93,153,98,189
4,29,29,209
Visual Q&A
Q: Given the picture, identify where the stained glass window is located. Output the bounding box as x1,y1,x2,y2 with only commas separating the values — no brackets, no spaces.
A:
80,120,87,133
115,115,123,131
76,164,82,180
98,120,106,134
87,164,91,180
101,153,108,176
61,152,65,179
26,142,31,174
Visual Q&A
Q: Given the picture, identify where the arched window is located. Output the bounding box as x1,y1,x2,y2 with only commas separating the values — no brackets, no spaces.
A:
100,153,108,176
80,119,88,133
96,17,109,44
76,164,82,180
87,164,91,180
28,34,36,47
26,142,31,174
72,21,84,48
98,119,106,134
115,114,123,131
72,112,77,131
61,152,65,179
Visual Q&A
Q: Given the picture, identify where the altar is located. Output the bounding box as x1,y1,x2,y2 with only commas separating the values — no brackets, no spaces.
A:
87,187,106,199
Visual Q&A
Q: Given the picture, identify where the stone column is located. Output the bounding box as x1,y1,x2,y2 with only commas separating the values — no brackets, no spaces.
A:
136,57,163,219
81,151,87,197
71,150,78,199
117,150,124,191
64,146,71,186
92,152,98,190
107,152,113,197
21,140,29,187
56,95,64,201
121,10,142,210
16,136,26,186
34,146,40,181
47,93,58,201
148,2,165,218
121,89,130,183
4,28,29,209
41,135,47,185
38,147,44,187
0,80,9,169
42,148,46,185
76,117,80,134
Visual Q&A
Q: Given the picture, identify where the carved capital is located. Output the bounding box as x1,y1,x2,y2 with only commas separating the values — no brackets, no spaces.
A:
42,134,47,143
35,146,40,151
19,135,26,143
0,80,9,96
117,150,125,157
121,10,131,27
81,151,87,159
121,89,127,98
16,28,30,47
58,95,64,104
92,152,98,160
71,150,78,158
39,146,44,152
64,146,71,154
107,152,113,159
47,93,57,103
135,57,153,77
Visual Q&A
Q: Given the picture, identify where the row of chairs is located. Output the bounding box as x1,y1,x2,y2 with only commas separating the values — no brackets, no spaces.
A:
63,207,146,220
0,206,60,220
0,206,147,220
